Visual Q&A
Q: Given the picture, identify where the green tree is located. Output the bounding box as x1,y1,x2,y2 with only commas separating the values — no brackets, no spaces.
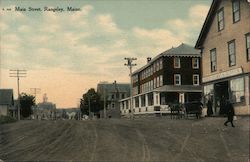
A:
80,88,103,116
20,93,35,118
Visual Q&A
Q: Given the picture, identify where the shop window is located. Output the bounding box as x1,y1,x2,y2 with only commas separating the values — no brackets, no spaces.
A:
230,78,244,103
174,74,181,85
217,8,224,31
193,75,199,85
232,0,240,23
246,33,250,61
210,49,217,72
228,40,236,67
204,84,214,105
192,58,199,69
174,57,180,68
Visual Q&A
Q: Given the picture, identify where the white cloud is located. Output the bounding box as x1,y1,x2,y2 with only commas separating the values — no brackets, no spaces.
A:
166,4,209,42
18,25,31,32
95,14,121,33
0,22,8,31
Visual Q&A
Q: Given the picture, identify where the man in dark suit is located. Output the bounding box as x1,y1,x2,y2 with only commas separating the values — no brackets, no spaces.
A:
224,100,235,127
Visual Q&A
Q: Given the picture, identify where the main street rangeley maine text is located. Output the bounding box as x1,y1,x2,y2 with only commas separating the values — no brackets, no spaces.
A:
11,6,81,12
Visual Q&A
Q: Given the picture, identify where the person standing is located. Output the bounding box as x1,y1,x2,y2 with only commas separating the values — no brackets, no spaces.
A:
224,101,235,127
207,98,213,117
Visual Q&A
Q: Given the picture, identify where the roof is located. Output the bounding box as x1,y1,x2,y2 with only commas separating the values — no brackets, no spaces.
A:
162,43,200,57
0,89,14,105
154,85,202,93
97,82,130,95
133,43,200,75
195,0,219,49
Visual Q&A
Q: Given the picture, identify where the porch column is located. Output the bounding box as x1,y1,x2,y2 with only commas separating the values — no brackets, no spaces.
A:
153,92,160,106
139,95,142,108
145,94,149,107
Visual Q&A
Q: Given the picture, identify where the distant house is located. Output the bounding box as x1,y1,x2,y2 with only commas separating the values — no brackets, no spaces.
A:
33,94,56,120
195,0,250,115
0,89,15,117
97,81,130,118
119,43,202,117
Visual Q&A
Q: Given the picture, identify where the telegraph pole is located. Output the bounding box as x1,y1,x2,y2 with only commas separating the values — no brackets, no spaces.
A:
103,85,106,119
124,57,137,119
30,88,41,104
9,69,27,120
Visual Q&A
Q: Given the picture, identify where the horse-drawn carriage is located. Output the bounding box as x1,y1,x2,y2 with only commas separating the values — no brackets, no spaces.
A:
170,101,203,119
184,101,203,119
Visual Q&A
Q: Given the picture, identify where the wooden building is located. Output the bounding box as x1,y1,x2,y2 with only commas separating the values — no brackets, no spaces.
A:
195,0,250,115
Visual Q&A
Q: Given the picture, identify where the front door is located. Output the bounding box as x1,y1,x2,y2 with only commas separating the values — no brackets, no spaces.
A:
214,81,229,115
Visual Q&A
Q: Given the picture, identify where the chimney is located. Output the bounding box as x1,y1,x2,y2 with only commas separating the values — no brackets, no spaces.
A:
147,57,151,63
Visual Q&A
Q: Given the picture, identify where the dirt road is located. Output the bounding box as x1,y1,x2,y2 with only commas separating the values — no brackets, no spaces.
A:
0,117,249,161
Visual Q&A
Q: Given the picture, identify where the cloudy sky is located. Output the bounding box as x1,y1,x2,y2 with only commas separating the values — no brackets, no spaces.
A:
0,0,211,108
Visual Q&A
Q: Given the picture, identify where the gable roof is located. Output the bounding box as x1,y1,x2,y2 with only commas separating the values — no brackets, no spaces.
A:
195,0,220,49
132,43,200,75
0,89,14,105
97,82,130,95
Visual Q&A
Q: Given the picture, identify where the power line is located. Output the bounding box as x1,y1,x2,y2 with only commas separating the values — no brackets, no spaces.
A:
124,57,137,119
9,69,27,120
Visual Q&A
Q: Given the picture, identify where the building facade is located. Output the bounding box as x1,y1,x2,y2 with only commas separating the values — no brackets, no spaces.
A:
195,0,250,115
120,43,202,117
0,89,15,117
97,81,130,118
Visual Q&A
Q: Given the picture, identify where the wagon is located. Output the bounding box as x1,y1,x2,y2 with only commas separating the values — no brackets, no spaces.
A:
184,101,203,119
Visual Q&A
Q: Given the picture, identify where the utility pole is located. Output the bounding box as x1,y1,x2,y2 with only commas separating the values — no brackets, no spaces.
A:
30,88,41,104
88,95,91,119
9,69,27,120
30,88,41,120
124,57,137,119
103,85,106,119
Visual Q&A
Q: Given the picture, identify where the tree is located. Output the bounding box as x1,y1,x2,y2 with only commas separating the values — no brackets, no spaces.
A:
20,93,35,118
80,88,103,116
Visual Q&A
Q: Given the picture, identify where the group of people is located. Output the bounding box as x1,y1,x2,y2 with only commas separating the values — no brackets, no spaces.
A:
206,97,235,127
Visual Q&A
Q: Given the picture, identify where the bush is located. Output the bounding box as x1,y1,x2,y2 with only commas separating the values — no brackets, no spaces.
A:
0,115,17,124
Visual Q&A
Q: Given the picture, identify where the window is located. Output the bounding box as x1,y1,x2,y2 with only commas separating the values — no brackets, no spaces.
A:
204,84,214,105
230,78,244,103
154,78,156,88
246,33,250,61
192,58,199,69
160,75,163,87
193,75,199,85
217,8,224,31
210,49,217,72
174,57,180,68
174,74,181,85
232,0,240,23
228,40,236,66
159,58,163,69
157,76,160,87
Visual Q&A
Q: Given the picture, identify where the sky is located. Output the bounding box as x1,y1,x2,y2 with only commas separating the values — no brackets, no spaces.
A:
0,0,212,108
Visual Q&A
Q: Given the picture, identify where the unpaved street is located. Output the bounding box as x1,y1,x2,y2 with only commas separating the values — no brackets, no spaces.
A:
0,117,249,161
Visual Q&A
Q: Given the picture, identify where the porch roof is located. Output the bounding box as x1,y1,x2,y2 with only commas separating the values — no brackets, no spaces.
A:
155,85,202,93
